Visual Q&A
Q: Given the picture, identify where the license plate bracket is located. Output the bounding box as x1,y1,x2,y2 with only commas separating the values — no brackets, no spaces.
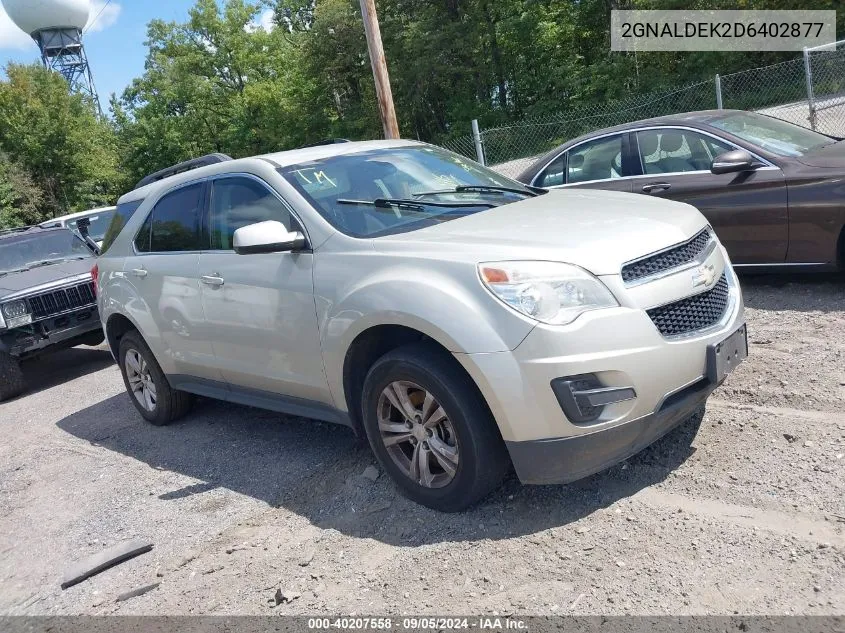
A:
707,325,748,385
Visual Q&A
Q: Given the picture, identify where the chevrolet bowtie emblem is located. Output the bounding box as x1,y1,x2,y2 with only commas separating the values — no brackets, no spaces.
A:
692,263,717,289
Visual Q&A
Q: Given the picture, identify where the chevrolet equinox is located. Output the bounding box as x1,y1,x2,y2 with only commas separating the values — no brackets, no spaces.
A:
96,140,747,511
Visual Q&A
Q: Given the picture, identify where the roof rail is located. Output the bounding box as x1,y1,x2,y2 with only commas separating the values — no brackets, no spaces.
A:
298,138,351,148
134,153,233,190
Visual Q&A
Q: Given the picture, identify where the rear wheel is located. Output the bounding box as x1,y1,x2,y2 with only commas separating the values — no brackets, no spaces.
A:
118,331,193,425
361,343,509,512
0,352,25,402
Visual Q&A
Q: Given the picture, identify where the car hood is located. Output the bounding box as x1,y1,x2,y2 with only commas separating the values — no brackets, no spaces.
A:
0,258,95,301
375,189,709,276
796,139,845,167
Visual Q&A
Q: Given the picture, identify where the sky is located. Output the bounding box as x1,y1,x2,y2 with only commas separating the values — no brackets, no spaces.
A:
0,1,272,111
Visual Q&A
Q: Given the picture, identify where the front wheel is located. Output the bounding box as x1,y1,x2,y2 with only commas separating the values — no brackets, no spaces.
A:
0,352,25,402
361,343,510,512
118,331,193,425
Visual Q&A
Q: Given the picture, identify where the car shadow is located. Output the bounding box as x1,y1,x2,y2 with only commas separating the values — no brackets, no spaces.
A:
57,392,701,545
737,272,845,313
16,345,114,399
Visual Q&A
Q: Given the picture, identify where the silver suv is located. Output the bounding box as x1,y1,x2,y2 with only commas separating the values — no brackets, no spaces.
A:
97,140,747,511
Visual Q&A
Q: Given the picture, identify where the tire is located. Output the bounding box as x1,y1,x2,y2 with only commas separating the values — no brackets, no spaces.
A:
361,342,510,512
0,352,25,402
79,331,106,347
118,331,193,425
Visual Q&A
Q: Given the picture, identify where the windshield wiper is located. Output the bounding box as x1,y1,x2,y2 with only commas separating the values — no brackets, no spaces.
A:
337,198,496,211
25,257,82,269
0,267,30,277
456,184,539,197
414,184,539,198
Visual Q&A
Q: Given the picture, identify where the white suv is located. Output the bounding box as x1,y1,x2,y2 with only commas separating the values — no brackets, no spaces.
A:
96,140,747,511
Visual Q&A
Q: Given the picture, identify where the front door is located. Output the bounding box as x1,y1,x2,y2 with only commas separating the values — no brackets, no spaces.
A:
632,128,789,264
198,175,330,405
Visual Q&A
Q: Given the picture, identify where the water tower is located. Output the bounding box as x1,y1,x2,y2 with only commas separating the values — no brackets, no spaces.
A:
1,0,101,112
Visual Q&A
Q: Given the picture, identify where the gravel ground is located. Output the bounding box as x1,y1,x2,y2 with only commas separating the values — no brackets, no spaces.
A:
1,274,844,616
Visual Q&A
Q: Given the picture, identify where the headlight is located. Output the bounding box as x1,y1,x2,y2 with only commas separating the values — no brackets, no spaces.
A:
1,300,33,328
478,261,618,325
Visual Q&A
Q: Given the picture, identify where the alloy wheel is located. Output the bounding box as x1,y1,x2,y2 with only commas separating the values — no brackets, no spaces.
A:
125,349,157,412
377,380,459,488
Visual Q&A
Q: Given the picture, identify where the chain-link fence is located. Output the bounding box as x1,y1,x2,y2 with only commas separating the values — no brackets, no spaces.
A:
808,39,845,136
445,40,845,177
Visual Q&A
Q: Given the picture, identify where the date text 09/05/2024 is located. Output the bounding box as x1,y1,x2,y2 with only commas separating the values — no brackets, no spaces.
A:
307,617,528,630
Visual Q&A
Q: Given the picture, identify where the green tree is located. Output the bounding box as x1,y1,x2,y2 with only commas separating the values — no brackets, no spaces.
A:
0,63,120,222
0,153,43,229
114,0,329,184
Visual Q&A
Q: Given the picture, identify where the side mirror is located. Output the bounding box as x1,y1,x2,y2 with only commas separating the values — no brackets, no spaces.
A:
233,220,307,255
711,149,760,175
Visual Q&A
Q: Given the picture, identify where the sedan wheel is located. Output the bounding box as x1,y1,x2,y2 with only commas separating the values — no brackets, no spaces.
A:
377,380,460,488
124,348,157,412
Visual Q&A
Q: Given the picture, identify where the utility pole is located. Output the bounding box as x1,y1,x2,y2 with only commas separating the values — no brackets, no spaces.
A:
358,0,400,139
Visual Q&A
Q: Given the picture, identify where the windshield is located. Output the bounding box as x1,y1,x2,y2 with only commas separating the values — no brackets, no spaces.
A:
279,145,536,237
709,112,835,157
66,209,116,242
0,229,92,275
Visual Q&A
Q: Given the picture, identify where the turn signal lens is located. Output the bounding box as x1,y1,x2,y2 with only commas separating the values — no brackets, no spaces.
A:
480,267,509,283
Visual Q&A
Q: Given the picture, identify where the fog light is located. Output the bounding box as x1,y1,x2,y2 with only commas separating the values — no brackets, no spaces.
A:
551,374,636,424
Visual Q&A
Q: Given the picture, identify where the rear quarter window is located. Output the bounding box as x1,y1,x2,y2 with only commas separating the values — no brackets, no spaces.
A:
100,199,144,254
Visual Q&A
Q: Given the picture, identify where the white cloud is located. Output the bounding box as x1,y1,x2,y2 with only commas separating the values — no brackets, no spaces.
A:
246,9,275,34
0,6,36,51
85,1,122,34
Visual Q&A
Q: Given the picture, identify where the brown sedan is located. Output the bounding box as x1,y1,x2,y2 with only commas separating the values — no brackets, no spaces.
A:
516,110,845,270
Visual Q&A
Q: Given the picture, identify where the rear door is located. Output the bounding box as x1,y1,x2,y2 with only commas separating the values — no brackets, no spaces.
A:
122,181,221,380
631,127,788,264
533,133,634,193
198,175,330,405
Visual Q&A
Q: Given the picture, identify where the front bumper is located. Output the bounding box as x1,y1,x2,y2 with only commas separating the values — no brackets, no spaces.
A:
505,376,711,484
454,262,745,485
0,307,102,357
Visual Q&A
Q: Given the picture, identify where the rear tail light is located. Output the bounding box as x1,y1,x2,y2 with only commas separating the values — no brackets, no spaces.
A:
91,263,99,296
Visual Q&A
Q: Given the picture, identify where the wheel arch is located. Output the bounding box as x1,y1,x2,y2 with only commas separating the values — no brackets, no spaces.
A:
837,223,845,269
104,312,141,360
340,323,485,436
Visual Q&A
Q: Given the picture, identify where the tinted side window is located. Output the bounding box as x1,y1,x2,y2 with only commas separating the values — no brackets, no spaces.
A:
209,177,293,251
567,135,623,184
134,212,153,253
150,183,204,252
536,154,565,188
100,200,143,254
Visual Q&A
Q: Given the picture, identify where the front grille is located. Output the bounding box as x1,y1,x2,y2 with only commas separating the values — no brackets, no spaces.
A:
647,274,729,337
26,281,96,320
622,229,712,283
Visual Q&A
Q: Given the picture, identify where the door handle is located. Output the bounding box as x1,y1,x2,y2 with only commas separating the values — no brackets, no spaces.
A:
201,275,225,287
131,268,148,278
642,182,672,193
